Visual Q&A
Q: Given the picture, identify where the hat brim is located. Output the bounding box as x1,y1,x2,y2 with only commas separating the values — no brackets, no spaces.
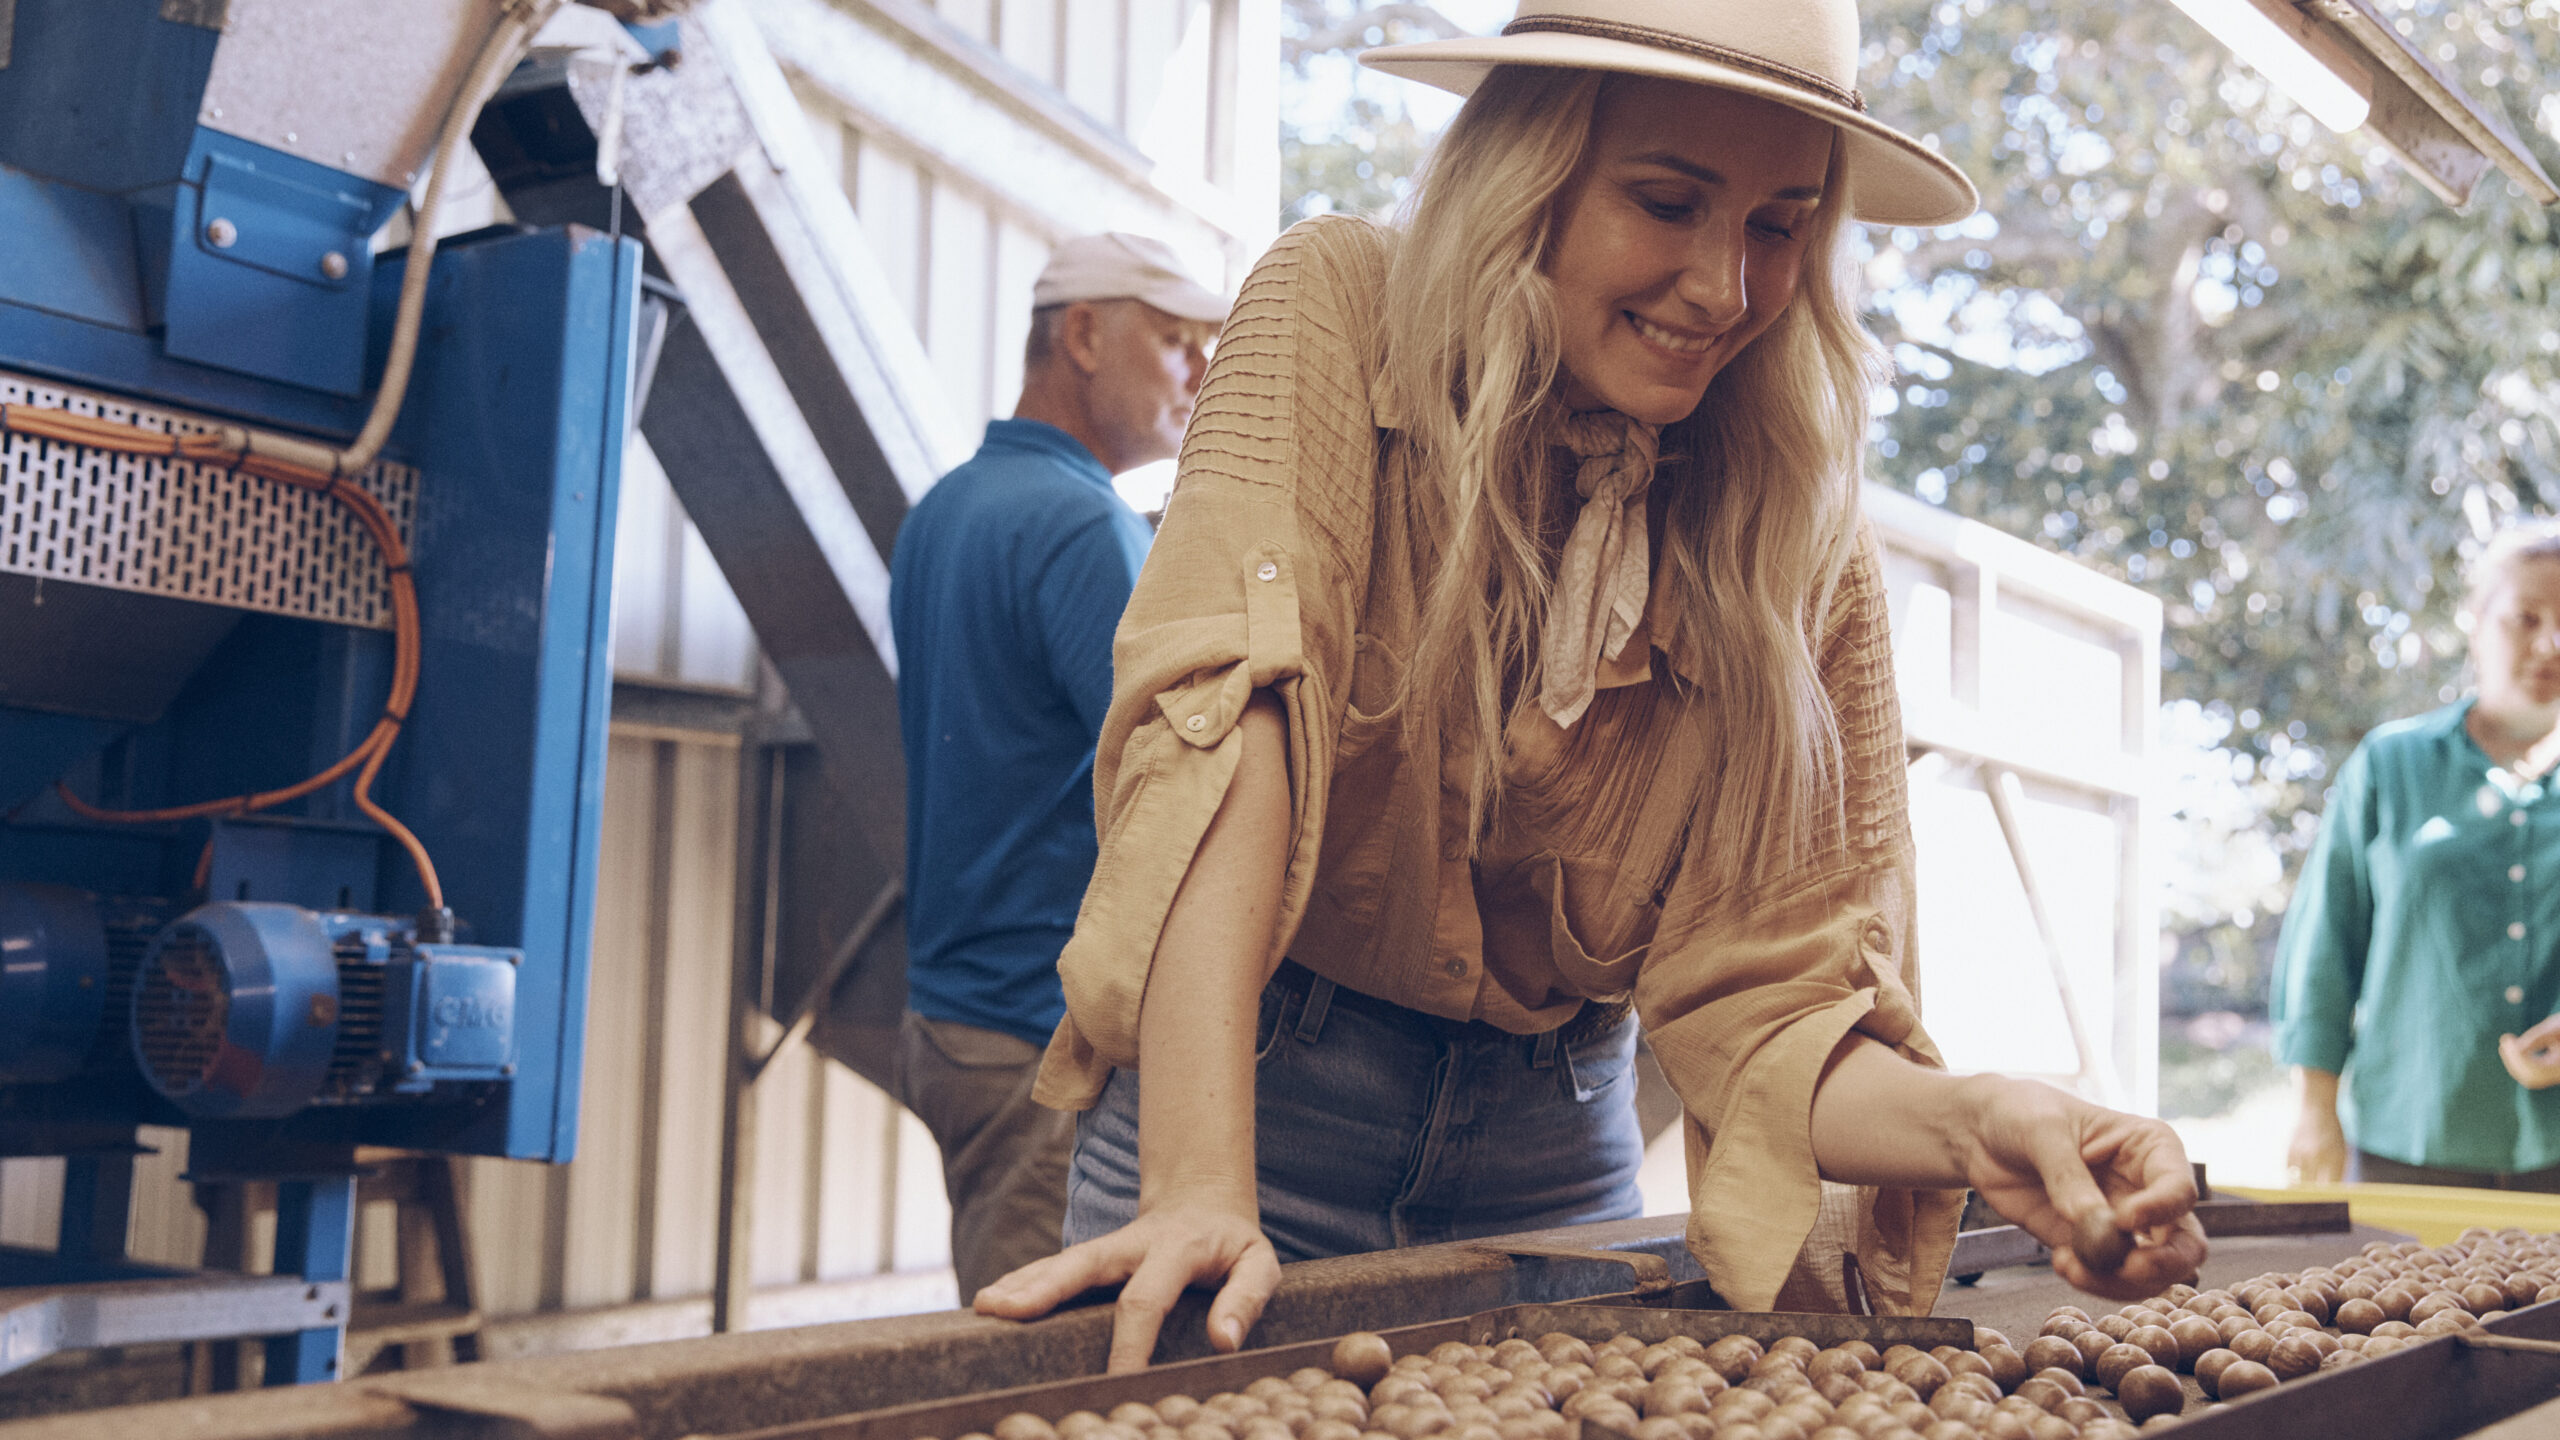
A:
1138,280,1233,325
1358,34,1978,228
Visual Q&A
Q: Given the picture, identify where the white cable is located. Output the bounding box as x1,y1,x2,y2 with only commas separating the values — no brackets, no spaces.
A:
250,0,571,479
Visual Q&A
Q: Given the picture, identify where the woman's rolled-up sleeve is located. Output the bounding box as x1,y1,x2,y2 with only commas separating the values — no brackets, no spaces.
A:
1033,217,1389,1109
1634,529,1962,1314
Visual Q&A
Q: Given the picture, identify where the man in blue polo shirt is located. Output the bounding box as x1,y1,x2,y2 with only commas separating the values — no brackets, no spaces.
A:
890,233,1224,1300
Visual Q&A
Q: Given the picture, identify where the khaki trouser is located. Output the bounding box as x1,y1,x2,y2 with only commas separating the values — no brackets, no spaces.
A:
895,1011,1075,1302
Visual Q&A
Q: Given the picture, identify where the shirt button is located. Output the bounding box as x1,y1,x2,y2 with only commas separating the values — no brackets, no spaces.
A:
2511,986,2529,1004
1184,714,1206,732
2512,922,2529,941
1256,561,1278,582
2516,865,2530,882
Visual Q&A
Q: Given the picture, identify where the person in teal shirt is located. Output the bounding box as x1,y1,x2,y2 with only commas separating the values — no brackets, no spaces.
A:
2276,520,2560,1189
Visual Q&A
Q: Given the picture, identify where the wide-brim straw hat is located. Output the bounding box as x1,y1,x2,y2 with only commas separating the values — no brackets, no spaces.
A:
1359,0,1978,228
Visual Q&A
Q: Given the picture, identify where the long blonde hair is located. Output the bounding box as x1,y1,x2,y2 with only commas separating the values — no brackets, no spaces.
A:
1377,65,1888,901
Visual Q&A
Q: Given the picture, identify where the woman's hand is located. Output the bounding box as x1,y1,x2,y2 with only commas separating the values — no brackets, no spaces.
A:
2287,1067,2347,1181
975,1196,1280,1373
2501,1017,2560,1090
1960,1076,2207,1300
1810,1044,2204,1300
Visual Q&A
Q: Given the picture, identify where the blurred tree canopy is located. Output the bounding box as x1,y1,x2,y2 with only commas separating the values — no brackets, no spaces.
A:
1855,0,2560,1010
1278,0,1451,223
1281,0,2560,1012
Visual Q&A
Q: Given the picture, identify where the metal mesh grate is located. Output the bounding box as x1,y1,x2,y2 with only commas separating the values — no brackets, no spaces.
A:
327,932,389,1096
133,924,231,1098
0,371,417,629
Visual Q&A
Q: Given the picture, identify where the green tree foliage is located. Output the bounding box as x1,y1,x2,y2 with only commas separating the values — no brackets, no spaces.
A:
1856,0,2560,1008
1278,0,1452,222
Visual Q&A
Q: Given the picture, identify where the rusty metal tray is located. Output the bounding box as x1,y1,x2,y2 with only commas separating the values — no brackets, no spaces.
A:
2149,1300,2560,1440
710,1301,1973,1440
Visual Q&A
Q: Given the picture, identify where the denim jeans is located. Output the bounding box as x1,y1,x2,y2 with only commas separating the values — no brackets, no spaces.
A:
1064,961,1647,1261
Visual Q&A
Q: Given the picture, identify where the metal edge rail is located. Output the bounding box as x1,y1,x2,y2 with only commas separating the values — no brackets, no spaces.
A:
0,1218,1706,1440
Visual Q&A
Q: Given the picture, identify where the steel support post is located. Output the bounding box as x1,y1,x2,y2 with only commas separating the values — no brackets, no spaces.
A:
56,1150,136,1270
265,1176,357,1386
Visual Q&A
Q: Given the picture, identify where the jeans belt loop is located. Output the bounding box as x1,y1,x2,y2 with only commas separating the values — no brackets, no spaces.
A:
1296,974,1337,1044
1531,1029,1559,1069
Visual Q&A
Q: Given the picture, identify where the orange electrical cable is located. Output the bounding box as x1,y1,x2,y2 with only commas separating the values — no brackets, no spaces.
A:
3,403,445,909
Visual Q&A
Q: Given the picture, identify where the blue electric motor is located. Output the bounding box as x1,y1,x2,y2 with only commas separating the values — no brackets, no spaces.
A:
0,883,112,1086
131,903,520,1120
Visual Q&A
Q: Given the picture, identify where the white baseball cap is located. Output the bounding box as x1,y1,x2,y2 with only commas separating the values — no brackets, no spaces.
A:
1032,233,1229,325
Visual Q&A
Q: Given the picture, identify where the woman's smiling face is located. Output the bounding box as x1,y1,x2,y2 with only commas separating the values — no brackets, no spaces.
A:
1545,77,1835,426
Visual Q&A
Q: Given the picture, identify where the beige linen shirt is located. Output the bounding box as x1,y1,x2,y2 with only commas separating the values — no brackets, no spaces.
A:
1033,214,1962,1315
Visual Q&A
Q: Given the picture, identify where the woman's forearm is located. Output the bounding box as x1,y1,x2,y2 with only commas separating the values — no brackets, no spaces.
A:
2295,1066,2341,1114
1807,1037,1987,1188
1136,690,1293,1211
1811,1035,2207,1297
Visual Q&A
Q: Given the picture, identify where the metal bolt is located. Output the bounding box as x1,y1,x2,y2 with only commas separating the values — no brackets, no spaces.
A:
501,1063,517,1076
407,1060,425,1075
319,251,348,280
342,151,357,166
206,217,238,248
283,130,297,145
209,105,224,120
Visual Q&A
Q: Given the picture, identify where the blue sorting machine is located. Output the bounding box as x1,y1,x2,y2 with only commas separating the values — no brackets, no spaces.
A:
0,0,636,1382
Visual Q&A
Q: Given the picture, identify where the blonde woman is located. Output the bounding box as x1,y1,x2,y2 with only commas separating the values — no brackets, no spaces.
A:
2281,519,2560,1188
980,0,2207,1368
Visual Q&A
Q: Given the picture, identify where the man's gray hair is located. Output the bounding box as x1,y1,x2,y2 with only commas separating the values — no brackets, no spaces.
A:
1023,304,1073,371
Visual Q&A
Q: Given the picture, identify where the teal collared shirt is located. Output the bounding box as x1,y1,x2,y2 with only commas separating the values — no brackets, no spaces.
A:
2273,700,2560,1173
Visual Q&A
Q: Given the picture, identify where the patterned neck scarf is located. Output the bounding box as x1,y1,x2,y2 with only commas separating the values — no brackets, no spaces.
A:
1537,409,1661,727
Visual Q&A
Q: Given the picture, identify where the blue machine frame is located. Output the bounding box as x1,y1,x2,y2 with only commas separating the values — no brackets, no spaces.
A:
0,0,635,1383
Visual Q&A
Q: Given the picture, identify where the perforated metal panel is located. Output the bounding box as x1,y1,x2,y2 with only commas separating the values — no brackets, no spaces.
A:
0,371,417,630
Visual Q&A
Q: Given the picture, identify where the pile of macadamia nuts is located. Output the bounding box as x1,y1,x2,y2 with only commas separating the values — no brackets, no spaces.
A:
928,1327,2153,1440
924,1232,2560,1440
2016,1227,2560,1432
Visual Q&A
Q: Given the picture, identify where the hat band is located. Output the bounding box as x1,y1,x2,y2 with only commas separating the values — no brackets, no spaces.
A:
1497,15,1866,113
